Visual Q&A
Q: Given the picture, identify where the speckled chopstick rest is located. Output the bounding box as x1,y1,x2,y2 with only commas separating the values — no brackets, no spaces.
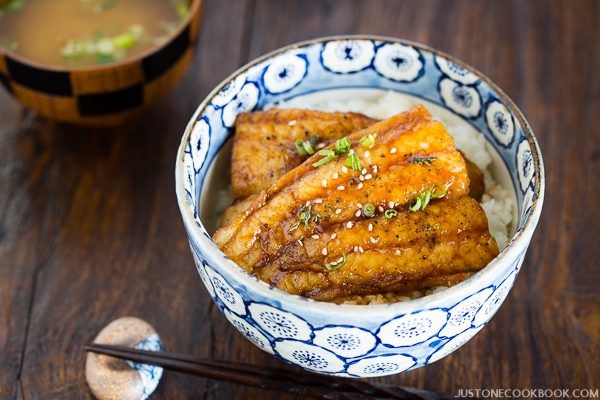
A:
85,317,163,400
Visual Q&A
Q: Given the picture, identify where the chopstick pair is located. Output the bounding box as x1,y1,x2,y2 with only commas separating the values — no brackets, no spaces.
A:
85,343,450,399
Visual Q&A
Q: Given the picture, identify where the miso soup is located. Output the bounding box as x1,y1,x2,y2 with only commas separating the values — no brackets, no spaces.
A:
0,0,190,67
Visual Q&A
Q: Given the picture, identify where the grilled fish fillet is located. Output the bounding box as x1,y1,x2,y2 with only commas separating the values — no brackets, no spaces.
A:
213,106,498,301
229,107,484,217
231,108,376,198
259,197,498,300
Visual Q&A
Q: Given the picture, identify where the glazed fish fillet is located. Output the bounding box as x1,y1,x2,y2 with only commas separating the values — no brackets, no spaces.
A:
259,197,498,301
229,107,484,216
231,108,376,198
213,106,498,301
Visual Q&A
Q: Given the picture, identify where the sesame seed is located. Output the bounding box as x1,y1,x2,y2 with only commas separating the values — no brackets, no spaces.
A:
357,203,363,209
359,246,364,253
342,166,348,174
337,185,345,191
353,246,359,253
355,210,361,217
361,168,367,175
333,172,339,179
346,221,354,229
388,201,395,208
337,257,344,263
288,120,297,126
311,234,320,240
359,175,364,181
298,239,304,246
331,233,337,239
378,206,384,212
395,249,401,255
314,198,323,204
370,236,379,243
364,151,371,158
357,183,364,189
365,173,373,180
372,165,378,173
390,147,397,154
335,208,342,214
322,179,328,188
317,143,326,149
368,223,373,232
322,248,328,255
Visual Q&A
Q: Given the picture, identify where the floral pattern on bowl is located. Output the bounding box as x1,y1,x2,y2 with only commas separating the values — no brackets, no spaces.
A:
176,36,544,377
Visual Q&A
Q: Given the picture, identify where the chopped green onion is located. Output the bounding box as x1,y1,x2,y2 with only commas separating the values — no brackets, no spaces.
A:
0,0,24,14
287,221,300,233
175,0,189,20
312,211,322,223
302,141,315,155
411,156,436,165
294,139,315,156
324,205,335,218
128,24,145,39
325,253,347,271
345,149,361,171
408,197,422,212
60,23,145,66
384,209,398,219
95,53,116,65
60,40,85,60
96,37,115,55
312,149,337,167
334,137,351,155
362,203,375,217
312,137,360,169
431,185,447,199
409,185,447,212
360,133,377,148
308,135,319,146
299,204,312,226
0,36,18,51
113,33,136,49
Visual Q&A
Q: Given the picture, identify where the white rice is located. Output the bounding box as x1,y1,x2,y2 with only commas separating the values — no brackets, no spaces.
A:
274,90,515,249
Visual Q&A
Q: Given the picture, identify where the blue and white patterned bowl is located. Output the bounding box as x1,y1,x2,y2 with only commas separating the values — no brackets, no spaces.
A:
175,36,544,377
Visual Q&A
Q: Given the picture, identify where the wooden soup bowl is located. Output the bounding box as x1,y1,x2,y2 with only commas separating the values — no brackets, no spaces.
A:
0,0,202,127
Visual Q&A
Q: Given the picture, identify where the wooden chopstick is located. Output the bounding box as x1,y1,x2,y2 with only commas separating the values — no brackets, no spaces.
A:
85,343,452,399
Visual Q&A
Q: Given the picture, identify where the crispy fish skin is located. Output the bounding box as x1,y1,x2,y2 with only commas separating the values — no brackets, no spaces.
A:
231,108,376,198
213,106,472,273
259,197,499,301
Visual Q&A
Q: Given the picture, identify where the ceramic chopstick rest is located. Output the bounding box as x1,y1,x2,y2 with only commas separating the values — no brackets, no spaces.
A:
85,317,163,400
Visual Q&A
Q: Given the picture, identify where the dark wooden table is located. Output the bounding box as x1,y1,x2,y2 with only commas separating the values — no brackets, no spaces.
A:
1,1,598,399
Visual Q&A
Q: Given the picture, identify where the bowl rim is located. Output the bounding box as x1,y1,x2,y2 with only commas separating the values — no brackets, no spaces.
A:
175,34,545,314
0,0,202,73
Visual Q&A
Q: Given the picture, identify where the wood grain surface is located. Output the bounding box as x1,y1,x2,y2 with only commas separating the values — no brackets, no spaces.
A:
1,1,598,399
